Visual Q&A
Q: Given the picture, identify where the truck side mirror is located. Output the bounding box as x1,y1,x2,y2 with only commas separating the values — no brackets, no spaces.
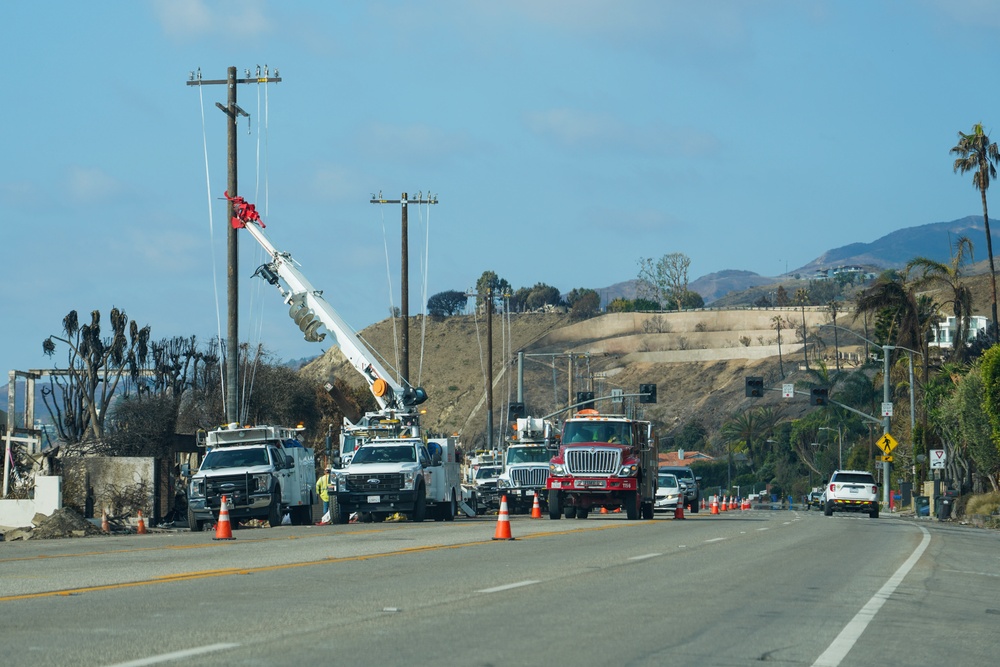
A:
284,454,294,469
180,463,190,478
431,452,442,466
332,454,342,469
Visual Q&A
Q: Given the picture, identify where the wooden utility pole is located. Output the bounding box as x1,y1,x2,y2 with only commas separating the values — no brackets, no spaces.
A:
370,192,438,387
187,66,281,424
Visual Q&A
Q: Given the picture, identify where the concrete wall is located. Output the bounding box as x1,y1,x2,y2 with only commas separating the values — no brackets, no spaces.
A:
0,475,62,528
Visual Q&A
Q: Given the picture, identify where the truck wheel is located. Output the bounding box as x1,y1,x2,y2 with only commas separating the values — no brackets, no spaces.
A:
624,490,639,520
641,502,654,520
564,506,577,519
870,504,879,519
411,486,427,522
336,502,351,524
690,497,700,513
187,506,204,532
577,508,589,519
268,490,282,527
824,500,833,517
548,490,562,520
444,493,457,522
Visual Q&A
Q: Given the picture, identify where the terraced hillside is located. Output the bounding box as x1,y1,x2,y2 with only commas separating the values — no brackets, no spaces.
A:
301,306,843,450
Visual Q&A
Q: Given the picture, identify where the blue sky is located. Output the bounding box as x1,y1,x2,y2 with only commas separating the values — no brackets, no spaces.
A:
3,0,1000,377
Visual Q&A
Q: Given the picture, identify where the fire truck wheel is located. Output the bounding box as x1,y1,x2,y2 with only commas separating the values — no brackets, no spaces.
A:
564,506,577,519
624,490,639,520
267,488,282,527
548,490,563,520
641,502,654,520
576,508,589,519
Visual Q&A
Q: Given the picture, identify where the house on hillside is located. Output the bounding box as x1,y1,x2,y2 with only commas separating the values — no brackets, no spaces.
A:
929,315,989,349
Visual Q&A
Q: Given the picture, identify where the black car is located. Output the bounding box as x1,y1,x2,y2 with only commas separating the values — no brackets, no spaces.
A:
658,466,701,512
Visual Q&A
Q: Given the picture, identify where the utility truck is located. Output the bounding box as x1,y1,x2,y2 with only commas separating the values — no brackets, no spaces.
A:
546,409,658,520
331,436,462,522
497,417,554,514
187,424,316,531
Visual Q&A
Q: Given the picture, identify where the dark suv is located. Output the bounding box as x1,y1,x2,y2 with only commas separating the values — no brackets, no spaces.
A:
659,466,701,512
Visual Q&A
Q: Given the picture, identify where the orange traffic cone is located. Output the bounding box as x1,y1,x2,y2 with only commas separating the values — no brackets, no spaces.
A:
601,506,609,514
213,495,235,540
101,508,110,533
530,491,542,519
711,497,719,514
701,497,707,511
492,495,514,540
136,510,147,535
674,502,685,520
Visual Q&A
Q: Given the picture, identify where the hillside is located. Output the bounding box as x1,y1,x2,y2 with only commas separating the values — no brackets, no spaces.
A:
301,308,839,451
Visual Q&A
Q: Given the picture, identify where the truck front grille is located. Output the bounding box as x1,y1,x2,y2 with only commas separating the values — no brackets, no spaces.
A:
345,473,404,492
565,448,620,475
510,468,549,487
207,474,251,497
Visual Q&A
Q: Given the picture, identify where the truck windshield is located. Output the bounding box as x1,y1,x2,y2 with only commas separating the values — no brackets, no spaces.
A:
506,448,550,464
563,422,631,445
352,445,417,464
202,449,269,469
476,467,501,480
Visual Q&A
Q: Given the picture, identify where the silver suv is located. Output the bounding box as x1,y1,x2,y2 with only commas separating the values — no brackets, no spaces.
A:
824,469,879,518
658,466,701,513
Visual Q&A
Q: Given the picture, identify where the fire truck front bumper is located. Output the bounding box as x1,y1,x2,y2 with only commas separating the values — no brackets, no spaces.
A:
547,477,638,492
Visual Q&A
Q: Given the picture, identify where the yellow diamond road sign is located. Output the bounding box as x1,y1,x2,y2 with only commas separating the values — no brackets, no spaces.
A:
877,432,898,455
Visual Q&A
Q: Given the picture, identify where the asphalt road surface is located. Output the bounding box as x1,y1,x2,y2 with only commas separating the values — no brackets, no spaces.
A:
1,509,996,667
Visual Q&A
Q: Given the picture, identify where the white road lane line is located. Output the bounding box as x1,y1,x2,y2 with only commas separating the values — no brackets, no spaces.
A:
704,537,726,543
628,553,663,561
104,643,240,667
477,580,540,593
811,525,931,667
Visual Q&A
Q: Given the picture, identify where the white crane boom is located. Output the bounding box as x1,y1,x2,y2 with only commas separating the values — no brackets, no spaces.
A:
226,193,426,414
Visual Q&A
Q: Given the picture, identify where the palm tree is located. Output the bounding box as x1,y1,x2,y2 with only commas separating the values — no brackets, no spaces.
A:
771,314,786,378
828,300,841,372
951,123,1000,340
907,235,974,363
795,288,810,372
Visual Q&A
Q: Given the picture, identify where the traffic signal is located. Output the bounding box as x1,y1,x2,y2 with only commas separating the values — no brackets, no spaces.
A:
745,376,764,398
576,391,595,409
639,383,657,404
507,402,526,422
810,387,828,406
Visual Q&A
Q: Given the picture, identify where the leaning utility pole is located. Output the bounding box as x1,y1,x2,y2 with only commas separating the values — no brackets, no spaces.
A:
370,192,438,387
187,66,281,424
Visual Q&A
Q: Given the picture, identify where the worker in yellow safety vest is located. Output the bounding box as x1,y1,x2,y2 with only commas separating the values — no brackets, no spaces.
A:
316,469,331,523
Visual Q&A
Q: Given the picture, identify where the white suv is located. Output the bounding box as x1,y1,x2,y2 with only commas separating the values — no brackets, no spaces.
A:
824,469,879,518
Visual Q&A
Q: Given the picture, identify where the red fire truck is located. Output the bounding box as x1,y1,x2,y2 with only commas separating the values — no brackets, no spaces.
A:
546,409,658,520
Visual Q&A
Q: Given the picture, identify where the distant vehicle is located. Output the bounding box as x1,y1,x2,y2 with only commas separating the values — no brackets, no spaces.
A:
654,472,682,513
658,466,701,512
824,469,879,518
805,491,824,510
473,465,502,510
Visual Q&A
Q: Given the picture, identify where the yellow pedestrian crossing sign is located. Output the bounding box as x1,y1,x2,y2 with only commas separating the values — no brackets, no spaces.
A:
876,432,898,455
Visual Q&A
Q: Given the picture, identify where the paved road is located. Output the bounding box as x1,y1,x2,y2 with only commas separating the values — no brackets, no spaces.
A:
0,510,995,667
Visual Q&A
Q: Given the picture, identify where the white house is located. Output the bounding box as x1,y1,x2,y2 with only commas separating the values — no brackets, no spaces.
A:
929,315,989,349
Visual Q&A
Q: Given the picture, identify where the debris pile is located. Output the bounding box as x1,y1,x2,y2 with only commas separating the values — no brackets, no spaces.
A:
2,508,103,541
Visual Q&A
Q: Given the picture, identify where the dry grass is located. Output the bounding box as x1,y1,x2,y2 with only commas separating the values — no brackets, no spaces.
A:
962,491,1000,517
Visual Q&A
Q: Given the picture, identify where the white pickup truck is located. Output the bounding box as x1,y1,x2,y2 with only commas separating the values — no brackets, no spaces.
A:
331,437,463,523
